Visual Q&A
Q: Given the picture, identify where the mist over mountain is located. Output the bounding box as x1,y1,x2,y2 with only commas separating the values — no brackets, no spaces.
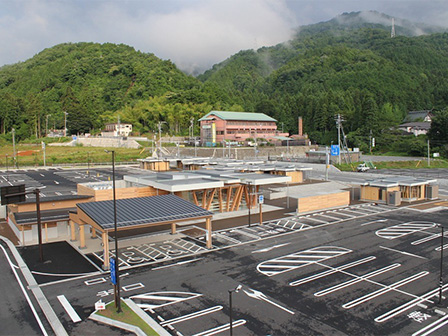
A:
0,11,447,157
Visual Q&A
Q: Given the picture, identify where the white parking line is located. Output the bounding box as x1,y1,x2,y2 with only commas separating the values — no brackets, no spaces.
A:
342,271,429,309
412,313,448,336
375,284,448,323
57,295,81,323
161,306,223,326
314,263,401,297
289,256,376,287
193,320,246,336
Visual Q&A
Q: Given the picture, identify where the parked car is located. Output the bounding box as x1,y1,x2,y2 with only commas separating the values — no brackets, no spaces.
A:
357,163,370,172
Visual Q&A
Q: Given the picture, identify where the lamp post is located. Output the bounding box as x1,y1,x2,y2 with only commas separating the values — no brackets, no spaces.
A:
228,285,242,336
247,181,252,227
5,154,8,181
106,150,121,313
439,224,444,305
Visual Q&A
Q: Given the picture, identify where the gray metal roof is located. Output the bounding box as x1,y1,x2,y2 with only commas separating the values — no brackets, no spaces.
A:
77,194,213,230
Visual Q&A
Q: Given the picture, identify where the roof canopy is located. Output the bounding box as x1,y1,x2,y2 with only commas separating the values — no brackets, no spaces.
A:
199,111,277,122
77,194,213,230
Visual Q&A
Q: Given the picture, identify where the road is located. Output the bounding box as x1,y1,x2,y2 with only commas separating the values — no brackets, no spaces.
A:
0,240,52,336
39,203,448,335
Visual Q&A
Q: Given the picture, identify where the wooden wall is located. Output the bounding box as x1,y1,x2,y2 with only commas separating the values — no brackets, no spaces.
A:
297,191,350,213
78,185,168,202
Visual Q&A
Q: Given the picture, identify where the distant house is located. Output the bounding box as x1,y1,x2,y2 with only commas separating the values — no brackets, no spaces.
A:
398,122,431,136
102,123,132,137
199,111,288,145
403,110,433,123
399,110,432,136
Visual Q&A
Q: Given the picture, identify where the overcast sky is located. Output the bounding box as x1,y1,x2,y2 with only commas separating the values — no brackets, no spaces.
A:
1,0,448,74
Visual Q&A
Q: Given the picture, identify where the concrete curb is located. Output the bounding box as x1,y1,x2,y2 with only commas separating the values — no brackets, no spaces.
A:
0,236,68,336
89,299,170,336
89,311,146,336
124,298,171,336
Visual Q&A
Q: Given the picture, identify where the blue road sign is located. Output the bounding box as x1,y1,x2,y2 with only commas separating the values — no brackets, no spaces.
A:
330,145,340,156
258,195,264,204
110,258,116,285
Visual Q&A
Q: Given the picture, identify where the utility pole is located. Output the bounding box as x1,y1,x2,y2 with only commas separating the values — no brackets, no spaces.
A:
336,114,341,164
45,114,51,137
64,111,68,137
428,139,430,166
12,128,17,168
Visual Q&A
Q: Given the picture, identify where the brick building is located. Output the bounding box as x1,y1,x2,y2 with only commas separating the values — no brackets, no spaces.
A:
199,111,288,145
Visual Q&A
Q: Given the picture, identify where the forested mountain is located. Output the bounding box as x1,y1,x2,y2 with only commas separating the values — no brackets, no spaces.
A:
0,43,221,138
1,11,448,156
199,11,448,152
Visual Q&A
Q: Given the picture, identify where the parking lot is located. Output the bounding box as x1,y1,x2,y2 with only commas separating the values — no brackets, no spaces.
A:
36,199,448,335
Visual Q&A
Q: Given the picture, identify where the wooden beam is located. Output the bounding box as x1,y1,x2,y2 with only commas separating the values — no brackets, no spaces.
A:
202,190,207,208
218,188,223,213
192,191,199,206
70,220,76,242
103,232,110,270
231,185,243,212
206,217,212,249
79,224,86,249
226,186,232,212
206,189,216,210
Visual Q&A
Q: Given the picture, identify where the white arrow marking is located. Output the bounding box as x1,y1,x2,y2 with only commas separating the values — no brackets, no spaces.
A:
243,289,294,315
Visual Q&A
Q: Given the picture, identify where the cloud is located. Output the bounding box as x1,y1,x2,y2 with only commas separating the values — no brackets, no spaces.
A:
0,0,296,74
1,0,448,74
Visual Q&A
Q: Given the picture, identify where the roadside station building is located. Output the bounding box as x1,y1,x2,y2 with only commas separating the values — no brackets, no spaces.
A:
358,177,438,205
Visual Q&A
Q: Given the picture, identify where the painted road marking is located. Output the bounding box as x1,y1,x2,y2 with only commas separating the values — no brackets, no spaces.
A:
193,320,246,336
244,288,294,315
375,284,448,323
361,219,388,226
252,243,290,254
412,232,444,245
84,278,106,286
376,222,436,240
57,295,81,323
160,306,223,326
343,271,429,309
122,283,145,292
0,244,49,336
413,314,448,336
130,291,202,311
380,246,428,260
290,256,376,287
152,258,202,270
314,263,401,297
257,246,352,277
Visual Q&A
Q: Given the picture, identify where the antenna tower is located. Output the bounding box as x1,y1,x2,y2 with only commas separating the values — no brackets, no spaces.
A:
391,18,396,38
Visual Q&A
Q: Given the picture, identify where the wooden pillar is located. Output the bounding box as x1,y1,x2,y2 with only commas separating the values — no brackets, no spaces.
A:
206,217,212,249
171,222,176,235
79,224,86,249
218,188,223,213
70,220,76,242
45,223,48,243
91,227,97,238
102,232,110,270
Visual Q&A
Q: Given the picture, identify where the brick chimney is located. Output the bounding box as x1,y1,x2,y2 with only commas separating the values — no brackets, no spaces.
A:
298,116,303,137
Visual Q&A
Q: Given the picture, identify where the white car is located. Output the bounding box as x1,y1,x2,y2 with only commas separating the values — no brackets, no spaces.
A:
357,164,370,172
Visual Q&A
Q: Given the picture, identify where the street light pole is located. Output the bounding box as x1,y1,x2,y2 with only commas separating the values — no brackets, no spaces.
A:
228,285,242,336
247,182,251,227
439,225,444,305
107,150,121,313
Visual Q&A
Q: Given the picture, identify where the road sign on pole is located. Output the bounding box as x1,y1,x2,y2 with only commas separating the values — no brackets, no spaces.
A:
258,195,264,204
330,145,340,156
110,258,116,285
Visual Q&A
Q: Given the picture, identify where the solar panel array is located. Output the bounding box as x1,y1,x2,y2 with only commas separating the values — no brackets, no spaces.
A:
77,194,213,230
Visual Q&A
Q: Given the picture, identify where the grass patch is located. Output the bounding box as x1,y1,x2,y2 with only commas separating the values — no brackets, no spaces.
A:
96,300,159,336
